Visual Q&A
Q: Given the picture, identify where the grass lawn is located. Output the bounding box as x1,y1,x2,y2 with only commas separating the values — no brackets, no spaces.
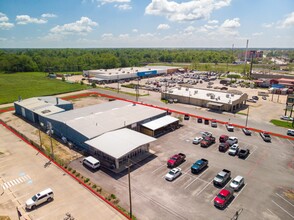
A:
270,119,294,129
0,72,89,104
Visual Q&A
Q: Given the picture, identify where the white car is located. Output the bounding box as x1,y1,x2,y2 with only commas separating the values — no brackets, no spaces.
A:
227,137,238,146
200,131,212,138
193,137,203,144
228,144,239,156
165,167,182,181
229,175,245,191
280,115,293,121
226,123,234,132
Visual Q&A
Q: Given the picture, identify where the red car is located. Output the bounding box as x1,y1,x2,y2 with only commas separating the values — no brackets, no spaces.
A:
200,136,216,147
167,153,186,168
214,188,233,209
219,135,229,143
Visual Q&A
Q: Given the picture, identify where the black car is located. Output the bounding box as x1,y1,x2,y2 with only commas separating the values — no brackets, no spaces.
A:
197,118,203,123
184,114,190,120
219,142,230,152
242,128,252,136
252,96,259,100
204,119,209,125
238,149,250,159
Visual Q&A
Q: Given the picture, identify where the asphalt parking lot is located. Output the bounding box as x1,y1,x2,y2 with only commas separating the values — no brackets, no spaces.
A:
71,115,294,220
0,124,126,220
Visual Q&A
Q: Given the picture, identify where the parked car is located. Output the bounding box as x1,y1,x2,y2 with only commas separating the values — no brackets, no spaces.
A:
219,142,230,152
242,128,252,136
219,135,229,143
227,137,238,146
262,96,267,100
247,99,257,103
167,153,186,168
213,169,231,187
191,159,208,174
238,149,250,159
204,119,209,125
226,123,234,132
228,144,239,156
165,167,182,181
192,137,203,145
211,120,217,128
260,132,271,142
229,176,245,191
197,118,203,123
25,188,54,210
201,131,212,138
252,96,259,100
280,115,293,121
201,136,216,148
287,129,294,136
184,114,190,120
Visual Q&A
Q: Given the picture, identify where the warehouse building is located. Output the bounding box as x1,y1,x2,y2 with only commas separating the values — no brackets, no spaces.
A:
162,87,248,112
83,66,181,84
14,97,73,124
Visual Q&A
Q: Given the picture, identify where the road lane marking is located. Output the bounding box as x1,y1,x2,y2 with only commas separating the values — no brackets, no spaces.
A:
272,200,294,219
276,193,294,207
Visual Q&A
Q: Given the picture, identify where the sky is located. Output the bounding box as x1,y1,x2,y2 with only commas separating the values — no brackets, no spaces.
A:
0,0,293,48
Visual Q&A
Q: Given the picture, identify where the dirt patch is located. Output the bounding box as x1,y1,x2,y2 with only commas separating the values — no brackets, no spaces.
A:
283,188,294,200
71,96,109,109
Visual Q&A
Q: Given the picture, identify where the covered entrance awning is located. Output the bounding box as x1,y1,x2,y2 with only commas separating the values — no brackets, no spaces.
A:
207,102,224,107
141,115,179,137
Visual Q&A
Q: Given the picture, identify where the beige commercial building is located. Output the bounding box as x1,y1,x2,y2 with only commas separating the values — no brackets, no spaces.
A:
162,87,248,112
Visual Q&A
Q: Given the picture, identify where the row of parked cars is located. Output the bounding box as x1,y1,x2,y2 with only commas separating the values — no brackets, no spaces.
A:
164,154,244,209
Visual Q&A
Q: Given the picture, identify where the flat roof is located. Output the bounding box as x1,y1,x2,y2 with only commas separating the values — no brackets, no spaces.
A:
14,97,70,111
141,115,179,131
33,105,65,116
85,128,156,159
46,100,165,139
166,87,245,104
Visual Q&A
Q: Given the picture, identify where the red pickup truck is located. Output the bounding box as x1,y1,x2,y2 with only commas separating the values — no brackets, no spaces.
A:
200,136,216,147
214,188,233,209
167,153,186,168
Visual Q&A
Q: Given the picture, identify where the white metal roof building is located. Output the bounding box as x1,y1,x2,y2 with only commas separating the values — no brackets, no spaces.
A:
162,87,248,112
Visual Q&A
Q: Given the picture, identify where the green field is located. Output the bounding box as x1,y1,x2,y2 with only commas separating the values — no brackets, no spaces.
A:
0,72,88,104
270,119,294,128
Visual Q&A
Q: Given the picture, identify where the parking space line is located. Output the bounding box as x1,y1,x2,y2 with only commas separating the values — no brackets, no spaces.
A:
152,164,166,174
286,139,294,145
275,193,294,207
272,200,294,219
267,208,275,215
227,183,247,208
196,180,213,196
246,145,257,160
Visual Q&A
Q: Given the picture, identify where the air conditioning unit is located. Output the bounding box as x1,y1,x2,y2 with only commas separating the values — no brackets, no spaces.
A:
226,94,230,98
186,88,189,91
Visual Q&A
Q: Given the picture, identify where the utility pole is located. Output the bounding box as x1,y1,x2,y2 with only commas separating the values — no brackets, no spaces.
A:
244,39,249,76
38,129,42,148
136,78,139,102
127,159,133,219
245,106,250,127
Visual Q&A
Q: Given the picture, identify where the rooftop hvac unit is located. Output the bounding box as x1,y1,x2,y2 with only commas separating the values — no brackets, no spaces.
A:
168,90,173,93
226,94,230,98
194,90,198,95
178,87,181,90
231,94,234,97
186,88,189,91
228,99,231,103
210,94,215,99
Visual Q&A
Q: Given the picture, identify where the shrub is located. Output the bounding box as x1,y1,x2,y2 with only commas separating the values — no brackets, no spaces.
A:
72,170,76,174
96,187,102,192
68,167,72,172
92,184,97,189
91,82,96,88
76,173,80,177
111,194,116,199
84,178,90,183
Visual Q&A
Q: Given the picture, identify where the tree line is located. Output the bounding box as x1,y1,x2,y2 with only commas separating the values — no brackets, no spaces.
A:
0,48,292,73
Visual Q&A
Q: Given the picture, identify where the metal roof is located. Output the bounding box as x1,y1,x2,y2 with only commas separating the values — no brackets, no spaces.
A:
85,128,156,159
46,100,165,139
33,105,65,116
141,115,179,131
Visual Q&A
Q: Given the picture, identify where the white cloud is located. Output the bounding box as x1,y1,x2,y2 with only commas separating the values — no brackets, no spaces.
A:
50,17,98,35
252,32,263,36
145,0,231,22
132,28,138,32
119,33,129,38
262,23,274,28
16,15,47,25
220,18,240,29
208,20,219,24
204,24,217,29
157,23,170,30
184,26,195,32
0,37,7,41
114,4,132,10
0,12,9,22
102,33,114,39
41,13,57,18
100,0,130,5
0,22,14,30
278,11,294,28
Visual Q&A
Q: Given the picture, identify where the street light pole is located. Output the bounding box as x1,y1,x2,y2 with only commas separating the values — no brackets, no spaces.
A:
127,159,133,219
245,105,250,127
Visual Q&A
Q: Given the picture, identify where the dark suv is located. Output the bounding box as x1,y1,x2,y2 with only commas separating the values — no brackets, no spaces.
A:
219,142,230,152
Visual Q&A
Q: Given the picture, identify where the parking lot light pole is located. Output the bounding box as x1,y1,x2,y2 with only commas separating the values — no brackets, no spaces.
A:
127,159,133,219
245,106,250,127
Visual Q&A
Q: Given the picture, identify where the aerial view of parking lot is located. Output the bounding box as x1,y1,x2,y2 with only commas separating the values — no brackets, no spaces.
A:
1,1,294,220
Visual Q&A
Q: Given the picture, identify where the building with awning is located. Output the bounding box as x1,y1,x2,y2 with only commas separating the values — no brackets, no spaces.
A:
141,115,179,137
85,128,156,172
161,87,248,112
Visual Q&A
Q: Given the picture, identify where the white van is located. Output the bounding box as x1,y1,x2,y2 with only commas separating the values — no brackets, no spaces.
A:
83,156,100,169
25,188,54,210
